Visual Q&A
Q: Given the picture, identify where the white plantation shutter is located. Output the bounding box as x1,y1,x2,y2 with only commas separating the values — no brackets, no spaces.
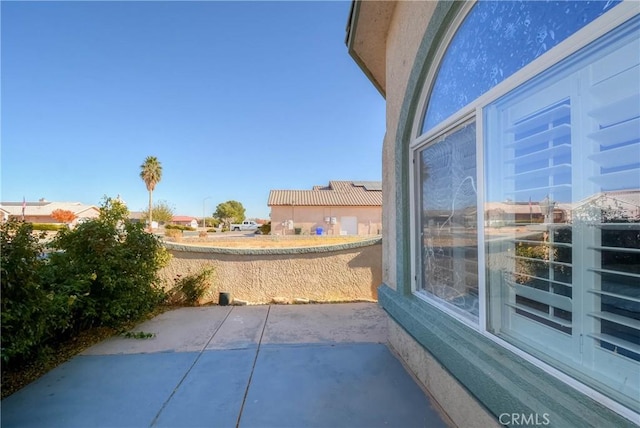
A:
485,20,639,410
504,97,574,336
584,36,640,368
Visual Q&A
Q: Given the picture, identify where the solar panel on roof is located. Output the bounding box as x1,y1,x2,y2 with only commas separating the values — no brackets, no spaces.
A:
352,181,382,191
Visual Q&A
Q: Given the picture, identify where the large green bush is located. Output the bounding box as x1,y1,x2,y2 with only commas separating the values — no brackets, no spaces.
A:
47,197,170,330
0,220,69,366
1,197,171,367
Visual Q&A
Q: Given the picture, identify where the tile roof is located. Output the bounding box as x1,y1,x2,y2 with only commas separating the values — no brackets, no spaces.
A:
172,216,197,222
268,181,382,207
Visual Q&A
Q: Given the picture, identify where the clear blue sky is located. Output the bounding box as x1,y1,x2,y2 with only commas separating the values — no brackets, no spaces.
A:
1,1,384,219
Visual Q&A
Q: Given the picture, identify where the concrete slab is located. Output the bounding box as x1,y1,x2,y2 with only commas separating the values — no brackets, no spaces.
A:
262,303,387,345
206,305,268,350
82,306,232,355
153,349,255,427
1,304,447,428
1,352,198,428
239,343,445,428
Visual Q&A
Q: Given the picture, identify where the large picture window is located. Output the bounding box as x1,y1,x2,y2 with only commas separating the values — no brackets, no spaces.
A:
484,20,639,410
413,0,638,417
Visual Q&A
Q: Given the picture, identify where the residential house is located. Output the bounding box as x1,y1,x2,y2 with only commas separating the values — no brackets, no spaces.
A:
484,201,568,226
171,216,199,228
0,200,100,225
347,1,639,426
0,207,10,222
268,181,382,236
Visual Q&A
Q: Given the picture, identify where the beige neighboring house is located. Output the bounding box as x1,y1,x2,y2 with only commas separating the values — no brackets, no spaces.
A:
0,200,100,225
268,181,382,236
171,216,199,228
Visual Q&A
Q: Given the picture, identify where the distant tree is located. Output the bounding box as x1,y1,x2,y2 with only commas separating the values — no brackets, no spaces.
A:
203,217,219,228
141,200,174,224
213,200,245,229
139,156,163,230
99,196,130,226
51,209,76,225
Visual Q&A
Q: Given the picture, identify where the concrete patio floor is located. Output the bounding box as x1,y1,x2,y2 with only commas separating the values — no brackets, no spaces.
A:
1,303,449,428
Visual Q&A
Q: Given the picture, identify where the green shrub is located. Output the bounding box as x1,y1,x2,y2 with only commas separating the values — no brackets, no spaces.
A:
31,223,66,231
206,228,218,233
1,198,171,367
165,224,195,231
164,229,182,239
260,222,271,235
47,197,170,331
168,267,214,306
0,220,70,366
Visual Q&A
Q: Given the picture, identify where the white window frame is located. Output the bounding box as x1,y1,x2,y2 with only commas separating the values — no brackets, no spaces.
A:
409,1,640,422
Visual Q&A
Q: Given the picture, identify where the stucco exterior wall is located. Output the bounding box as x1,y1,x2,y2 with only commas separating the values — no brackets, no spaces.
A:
381,1,436,290
349,1,638,425
387,318,500,428
270,205,382,236
352,2,500,425
159,238,382,304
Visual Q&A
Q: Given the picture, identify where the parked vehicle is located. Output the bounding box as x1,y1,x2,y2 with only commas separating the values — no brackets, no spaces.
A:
229,220,259,231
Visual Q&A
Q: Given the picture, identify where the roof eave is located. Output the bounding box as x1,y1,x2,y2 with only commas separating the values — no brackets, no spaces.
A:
345,0,396,98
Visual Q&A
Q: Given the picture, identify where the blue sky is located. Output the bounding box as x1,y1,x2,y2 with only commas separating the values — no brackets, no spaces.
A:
1,1,384,219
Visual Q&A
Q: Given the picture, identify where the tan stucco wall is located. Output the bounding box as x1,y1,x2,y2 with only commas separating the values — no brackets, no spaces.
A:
159,239,382,304
270,205,382,236
352,3,497,426
381,1,436,290
388,318,500,428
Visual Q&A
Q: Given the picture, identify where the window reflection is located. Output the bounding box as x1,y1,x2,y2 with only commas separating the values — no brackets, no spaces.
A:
422,0,620,133
419,123,478,319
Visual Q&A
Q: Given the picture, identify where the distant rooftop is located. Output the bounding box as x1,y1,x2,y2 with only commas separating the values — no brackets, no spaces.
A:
0,201,99,217
172,216,198,222
268,180,382,207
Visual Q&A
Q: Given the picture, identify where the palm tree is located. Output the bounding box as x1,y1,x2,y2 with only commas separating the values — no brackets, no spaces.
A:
139,156,162,230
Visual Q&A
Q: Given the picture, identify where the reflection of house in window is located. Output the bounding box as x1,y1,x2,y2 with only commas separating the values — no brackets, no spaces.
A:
484,201,568,226
573,191,640,224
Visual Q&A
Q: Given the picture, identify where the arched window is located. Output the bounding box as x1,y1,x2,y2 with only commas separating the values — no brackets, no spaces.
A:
421,0,620,134
411,0,639,415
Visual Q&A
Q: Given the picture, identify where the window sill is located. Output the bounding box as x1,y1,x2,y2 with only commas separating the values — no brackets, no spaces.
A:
378,284,635,427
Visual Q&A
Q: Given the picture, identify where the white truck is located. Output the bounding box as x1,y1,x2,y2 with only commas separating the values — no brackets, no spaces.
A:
229,220,259,231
